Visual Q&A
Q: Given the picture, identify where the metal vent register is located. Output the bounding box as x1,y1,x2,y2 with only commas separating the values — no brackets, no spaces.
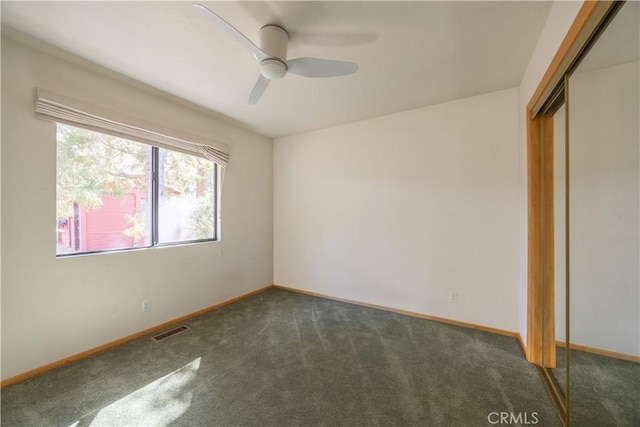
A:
151,325,190,341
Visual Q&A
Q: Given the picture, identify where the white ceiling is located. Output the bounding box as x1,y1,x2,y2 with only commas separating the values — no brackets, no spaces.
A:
1,1,552,138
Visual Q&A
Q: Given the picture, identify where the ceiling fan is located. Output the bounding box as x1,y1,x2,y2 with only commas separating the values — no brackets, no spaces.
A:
193,4,359,105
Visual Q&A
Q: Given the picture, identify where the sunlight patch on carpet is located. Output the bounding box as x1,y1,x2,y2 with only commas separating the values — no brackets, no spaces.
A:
67,357,201,427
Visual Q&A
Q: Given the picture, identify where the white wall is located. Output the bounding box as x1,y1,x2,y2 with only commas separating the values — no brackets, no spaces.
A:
274,88,521,332
555,62,640,356
1,36,273,380
517,1,583,343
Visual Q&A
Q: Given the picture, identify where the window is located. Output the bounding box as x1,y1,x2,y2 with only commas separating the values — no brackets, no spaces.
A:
56,124,217,256
36,87,228,256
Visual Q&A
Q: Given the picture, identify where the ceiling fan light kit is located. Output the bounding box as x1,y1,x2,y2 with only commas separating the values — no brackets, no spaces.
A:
260,59,287,80
193,3,358,104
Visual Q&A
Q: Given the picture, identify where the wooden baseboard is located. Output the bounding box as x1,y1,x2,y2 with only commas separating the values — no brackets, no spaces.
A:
556,340,640,363
0,285,273,388
272,284,523,343
3,284,532,388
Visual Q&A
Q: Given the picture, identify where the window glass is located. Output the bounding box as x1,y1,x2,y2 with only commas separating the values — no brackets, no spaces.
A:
56,124,216,256
158,149,215,243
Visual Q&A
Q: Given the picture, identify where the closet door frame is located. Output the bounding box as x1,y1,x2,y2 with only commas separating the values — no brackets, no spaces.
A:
525,0,618,367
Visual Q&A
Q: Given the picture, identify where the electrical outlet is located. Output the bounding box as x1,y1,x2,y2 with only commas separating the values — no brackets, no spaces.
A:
142,299,151,313
449,292,459,304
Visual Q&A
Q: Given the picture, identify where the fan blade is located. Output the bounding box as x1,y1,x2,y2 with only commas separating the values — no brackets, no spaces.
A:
286,57,358,78
193,4,268,62
249,75,270,104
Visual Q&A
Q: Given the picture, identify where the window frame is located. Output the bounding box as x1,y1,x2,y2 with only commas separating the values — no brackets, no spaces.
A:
56,124,219,258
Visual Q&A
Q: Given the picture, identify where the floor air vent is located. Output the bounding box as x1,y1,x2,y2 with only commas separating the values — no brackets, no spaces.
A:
152,325,190,341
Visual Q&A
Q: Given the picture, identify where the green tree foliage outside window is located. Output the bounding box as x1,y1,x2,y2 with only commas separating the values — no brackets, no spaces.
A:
56,124,149,218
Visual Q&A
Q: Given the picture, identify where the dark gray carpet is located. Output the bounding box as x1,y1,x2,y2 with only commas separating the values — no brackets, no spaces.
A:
551,347,640,426
1,289,560,426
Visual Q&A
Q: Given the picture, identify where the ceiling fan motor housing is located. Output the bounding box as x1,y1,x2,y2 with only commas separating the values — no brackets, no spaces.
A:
259,25,288,80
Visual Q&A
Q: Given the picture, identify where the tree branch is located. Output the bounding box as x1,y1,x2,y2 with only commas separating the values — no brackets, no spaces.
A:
106,170,145,179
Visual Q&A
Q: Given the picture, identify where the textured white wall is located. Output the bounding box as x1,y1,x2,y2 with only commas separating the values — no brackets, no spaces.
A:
555,62,639,356
1,37,273,380
517,1,583,344
274,88,520,332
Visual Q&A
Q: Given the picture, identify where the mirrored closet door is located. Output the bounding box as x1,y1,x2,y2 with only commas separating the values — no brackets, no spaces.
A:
534,1,639,425
551,102,567,400
566,1,639,424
